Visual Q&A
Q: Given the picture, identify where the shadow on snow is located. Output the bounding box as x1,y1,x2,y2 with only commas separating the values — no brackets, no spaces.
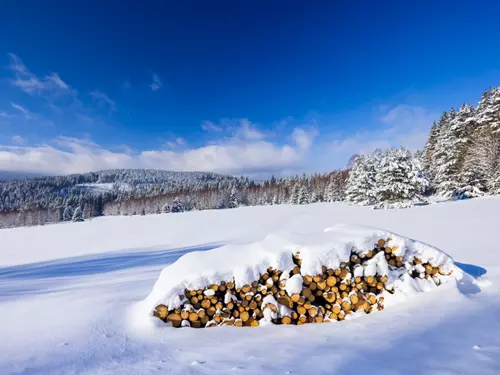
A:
0,243,222,281
455,262,487,278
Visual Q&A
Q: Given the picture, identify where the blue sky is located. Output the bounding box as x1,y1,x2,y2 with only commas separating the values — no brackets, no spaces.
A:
1,0,500,177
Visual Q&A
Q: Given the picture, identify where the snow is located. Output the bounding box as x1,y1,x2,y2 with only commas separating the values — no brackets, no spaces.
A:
76,182,132,192
1,198,500,374
285,274,303,296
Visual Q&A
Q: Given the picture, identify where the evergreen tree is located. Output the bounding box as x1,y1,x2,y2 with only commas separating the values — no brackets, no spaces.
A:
475,87,500,193
324,181,335,202
345,151,380,205
72,206,84,222
272,195,278,205
162,203,170,213
456,124,490,198
374,148,428,203
476,87,500,136
433,107,475,197
171,197,184,213
63,204,74,221
298,185,310,205
422,121,440,182
290,183,300,204
228,185,239,208
310,191,318,203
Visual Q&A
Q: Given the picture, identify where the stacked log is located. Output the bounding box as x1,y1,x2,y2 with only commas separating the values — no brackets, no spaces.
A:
154,238,451,328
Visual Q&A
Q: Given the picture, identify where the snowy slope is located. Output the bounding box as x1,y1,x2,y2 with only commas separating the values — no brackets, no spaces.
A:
0,198,499,374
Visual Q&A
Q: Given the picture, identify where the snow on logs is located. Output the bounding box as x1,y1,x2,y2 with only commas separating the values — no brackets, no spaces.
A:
145,224,459,328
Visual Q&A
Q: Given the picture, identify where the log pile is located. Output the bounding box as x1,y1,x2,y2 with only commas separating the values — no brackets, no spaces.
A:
153,238,451,328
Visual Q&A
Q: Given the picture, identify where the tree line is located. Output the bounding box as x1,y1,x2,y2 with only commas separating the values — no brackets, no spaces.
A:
0,86,498,228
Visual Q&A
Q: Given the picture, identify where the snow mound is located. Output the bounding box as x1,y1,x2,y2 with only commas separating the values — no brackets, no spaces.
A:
138,224,461,328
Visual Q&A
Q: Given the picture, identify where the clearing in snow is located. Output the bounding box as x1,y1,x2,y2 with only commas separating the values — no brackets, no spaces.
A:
0,198,499,374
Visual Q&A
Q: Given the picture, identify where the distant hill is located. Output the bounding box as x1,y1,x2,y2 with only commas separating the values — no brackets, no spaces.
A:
0,171,44,181
0,168,244,217
0,167,346,229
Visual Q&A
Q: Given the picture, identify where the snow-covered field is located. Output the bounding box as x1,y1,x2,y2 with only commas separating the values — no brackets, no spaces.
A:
1,198,499,374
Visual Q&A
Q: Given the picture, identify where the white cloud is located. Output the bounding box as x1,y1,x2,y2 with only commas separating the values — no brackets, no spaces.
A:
10,102,31,119
7,53,72,95
90,90,116,111
10,102,28,115
201,118,268,141
0,103,437,177
7,53,28,73
291,127,318,152
235,119,267,140
11,135,24,145
0,130,305,177
47,73,69,90
149,72,162,91
201,120,223,132
378,104,438,151
316,104,438,170
165,137,187,149
0,111,12,118
139,142,298,175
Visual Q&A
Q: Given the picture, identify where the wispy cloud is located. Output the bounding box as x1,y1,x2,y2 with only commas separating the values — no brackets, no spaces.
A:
201,118,270,141
377,104,438,151
314,104,438,170
201,120,223,132
235,119,267,140
90,90,116,112
7,53,72,96
10,102,31,119
164,137,187,149
0,111,12,118
149,72,162,91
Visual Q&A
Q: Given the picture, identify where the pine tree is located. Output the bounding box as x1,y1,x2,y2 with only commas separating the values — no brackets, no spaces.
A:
298,185,310,205
374,148,428,204
324,181,335,202
345,151,380,205
422,121,440,183
228,185,239,208
475,87,500,193
162,203,170,213
290,183,300,204
171,197,184,213
456,125,490,198
63,204,74,221
476,87,500,136
433,107,475,197
310,191,318,203
490,166,500,194
72,206,84,222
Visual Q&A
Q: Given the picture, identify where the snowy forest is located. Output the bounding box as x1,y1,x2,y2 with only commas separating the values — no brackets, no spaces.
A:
0,86,499,228
0,168,347,228
344,86,500,207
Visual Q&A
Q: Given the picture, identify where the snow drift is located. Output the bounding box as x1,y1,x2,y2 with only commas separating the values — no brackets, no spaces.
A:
139,224,461,328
